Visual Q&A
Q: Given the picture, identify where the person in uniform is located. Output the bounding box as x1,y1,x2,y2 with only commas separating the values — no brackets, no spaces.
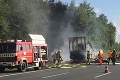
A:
112,49,117,65
98,51,103,65
108,50,112,62
56,50,63,66
52,52,57,64
86,51,92,65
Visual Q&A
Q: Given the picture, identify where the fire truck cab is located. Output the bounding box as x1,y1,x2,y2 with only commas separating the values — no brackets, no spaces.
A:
0,34,48,72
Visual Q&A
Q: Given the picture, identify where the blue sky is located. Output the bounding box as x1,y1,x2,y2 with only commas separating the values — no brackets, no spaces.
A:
61,0,120,42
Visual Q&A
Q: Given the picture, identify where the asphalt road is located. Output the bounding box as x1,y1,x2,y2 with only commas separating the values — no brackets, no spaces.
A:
0,63,120,80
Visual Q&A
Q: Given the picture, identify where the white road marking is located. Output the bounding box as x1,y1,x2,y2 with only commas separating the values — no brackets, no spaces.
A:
42,72,69,79
60,67,72,68
115,63,120,64
0,68,56,78
94,72,111,78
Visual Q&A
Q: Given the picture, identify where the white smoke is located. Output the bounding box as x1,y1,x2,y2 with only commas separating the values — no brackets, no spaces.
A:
60,23,75,61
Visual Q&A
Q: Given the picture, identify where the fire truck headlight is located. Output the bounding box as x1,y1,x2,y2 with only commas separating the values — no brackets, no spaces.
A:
15,53,17,56
13,63,15,66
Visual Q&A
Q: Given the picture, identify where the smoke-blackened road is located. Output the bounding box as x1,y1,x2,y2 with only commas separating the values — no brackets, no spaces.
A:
0,64,120,80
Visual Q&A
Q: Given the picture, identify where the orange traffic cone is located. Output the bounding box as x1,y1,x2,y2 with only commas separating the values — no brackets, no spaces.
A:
105,65,109,73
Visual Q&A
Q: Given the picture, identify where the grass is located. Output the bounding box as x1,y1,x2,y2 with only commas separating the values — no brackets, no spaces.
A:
46,62,86,68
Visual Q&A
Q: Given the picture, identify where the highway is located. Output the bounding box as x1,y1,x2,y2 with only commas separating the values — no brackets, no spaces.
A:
0,64,120,80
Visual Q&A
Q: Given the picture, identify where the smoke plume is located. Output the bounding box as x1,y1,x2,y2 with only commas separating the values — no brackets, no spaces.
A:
18,0,78,61
18,0,103,61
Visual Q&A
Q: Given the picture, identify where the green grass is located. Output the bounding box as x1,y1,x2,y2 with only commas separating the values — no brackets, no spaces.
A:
46,62,86,68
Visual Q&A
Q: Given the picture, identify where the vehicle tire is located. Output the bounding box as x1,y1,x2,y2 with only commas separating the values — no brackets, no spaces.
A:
0,67,5,72
17,62,27,72
34,62,42,70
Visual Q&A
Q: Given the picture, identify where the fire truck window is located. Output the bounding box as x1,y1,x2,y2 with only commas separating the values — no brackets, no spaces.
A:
26,44,30,50
17,44,22,51
16,45,19,51
20,47,23,50
22,44,26,50
0,43,16,53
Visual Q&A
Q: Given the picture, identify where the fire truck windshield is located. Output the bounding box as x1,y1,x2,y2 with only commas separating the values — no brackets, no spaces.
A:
0,43,16,53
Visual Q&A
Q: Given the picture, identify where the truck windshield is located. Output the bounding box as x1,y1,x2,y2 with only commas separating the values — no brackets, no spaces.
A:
0,43,16,53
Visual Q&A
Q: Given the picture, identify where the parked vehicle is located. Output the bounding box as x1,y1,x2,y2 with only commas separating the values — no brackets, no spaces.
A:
0,34,48,72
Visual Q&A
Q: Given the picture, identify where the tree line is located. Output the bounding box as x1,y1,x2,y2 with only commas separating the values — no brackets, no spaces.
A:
0,0,119,51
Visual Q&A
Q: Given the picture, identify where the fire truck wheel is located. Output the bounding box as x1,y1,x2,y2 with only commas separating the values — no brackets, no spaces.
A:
0,67,5,72
17,62,27,72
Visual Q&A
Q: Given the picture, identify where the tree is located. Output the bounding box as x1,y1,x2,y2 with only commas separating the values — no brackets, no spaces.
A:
107,22,116,48
0,0,10,40
98,14,116,49
74,1,96,33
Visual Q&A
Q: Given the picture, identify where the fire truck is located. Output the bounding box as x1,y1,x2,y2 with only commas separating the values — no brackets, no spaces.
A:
0,34,48,72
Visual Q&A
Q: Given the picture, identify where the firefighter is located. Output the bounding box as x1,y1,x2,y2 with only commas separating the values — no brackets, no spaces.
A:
112,49,117,65
52,52,57,64
98,51,103,65
86,51,92,65
108,50,112,63
56,50,63,66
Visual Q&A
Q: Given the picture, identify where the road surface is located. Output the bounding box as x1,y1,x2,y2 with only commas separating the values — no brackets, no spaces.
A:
0,63,120,80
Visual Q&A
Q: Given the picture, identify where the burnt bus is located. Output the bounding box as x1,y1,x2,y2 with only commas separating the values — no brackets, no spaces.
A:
68,37,96,62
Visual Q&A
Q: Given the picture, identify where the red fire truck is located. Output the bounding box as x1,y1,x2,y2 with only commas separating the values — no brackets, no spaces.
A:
0,34,48,72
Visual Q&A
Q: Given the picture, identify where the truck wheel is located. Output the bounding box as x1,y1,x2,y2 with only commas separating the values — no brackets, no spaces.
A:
34,62,42,70
0,67,5,72
17,62,27,72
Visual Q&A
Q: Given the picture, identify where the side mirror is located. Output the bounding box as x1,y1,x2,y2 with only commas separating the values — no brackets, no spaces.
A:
20,47,23,50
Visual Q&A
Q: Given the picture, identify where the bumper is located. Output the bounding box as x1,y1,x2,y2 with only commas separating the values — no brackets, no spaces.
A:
0,62,18,67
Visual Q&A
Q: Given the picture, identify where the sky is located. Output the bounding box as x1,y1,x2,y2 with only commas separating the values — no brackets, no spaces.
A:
60,0,120,43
